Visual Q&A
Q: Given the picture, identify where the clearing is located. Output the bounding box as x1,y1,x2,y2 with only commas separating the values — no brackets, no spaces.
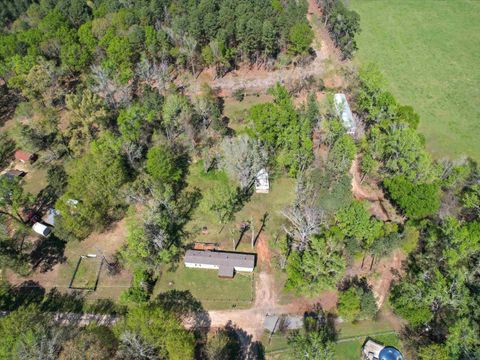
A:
7,219,131,300
154,265,254,310
350,0,480,161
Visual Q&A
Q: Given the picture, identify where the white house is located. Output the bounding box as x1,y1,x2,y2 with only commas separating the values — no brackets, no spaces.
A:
184,250,255,278
334,93,356,136
255,168,269,193
32,222,52,237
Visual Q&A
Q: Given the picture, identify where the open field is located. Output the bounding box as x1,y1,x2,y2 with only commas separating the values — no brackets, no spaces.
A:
350,0,480,161
154,265,254,310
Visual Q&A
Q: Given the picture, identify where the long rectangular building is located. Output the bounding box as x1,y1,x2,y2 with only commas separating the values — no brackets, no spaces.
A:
334,93,356,135
184,250,255,278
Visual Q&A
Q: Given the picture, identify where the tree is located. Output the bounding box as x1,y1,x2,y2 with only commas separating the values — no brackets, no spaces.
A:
319,0,360,59
220,134,268,190
0,305,69,360
337,287,361,322
286,234,345,295
326,134,356,183
59,325,117,360
146,145,183,186
0,133,15,169
336,201,384,252
161,93,192,142
202,181,238,225
287,309,335,360
114,304,195,360
288,22,313,55
55,135,128,240
463,183,480,217
65,89,108,154
282,177,325,250
0,177,33,224
205,329,240,360
383,176,440,219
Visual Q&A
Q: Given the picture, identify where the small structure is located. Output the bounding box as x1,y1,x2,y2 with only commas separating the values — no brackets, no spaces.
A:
362,339,404,360
43,208,60,226
334,93,356,135
4,169,26,180
14,150,35,163
184,250,255,278
255,168,269,193
32,222,52,237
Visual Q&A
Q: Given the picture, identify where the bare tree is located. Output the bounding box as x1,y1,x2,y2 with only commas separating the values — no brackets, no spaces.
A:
118,332,159,360
180,36,198,75
135,58,171,94
220,135,268,190
282,176,325,251
90,65,132,109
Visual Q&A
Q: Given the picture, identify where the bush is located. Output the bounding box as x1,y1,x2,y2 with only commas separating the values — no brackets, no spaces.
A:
232,88,245,102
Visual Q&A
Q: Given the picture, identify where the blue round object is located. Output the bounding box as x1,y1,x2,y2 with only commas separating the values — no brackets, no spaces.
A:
379,346,404,360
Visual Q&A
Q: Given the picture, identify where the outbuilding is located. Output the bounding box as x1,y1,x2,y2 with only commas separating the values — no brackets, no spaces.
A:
255,168,269,193
32,222,52,237
334,93,356,136
14,150,35,163
184,250,255,278
4,169,26,180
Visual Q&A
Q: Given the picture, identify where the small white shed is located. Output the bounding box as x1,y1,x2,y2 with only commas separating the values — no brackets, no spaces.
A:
334,93,356,136
255,168,269,193
32,222,52,237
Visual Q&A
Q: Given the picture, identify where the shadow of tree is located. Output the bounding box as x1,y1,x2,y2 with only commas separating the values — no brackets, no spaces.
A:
155,289,211,331
224,321,265,360
29,234,66,272
0,280,45,311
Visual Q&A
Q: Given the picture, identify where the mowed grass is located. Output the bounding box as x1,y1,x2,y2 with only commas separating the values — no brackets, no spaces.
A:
70,257,101,289
154,265,254,310
185,162,295,251
350,0,480,161
335,333,401,360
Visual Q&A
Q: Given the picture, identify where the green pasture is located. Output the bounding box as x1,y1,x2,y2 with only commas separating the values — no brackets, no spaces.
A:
350,0,480,161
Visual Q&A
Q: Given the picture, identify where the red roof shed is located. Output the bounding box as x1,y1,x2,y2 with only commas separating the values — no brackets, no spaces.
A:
15,150,34,163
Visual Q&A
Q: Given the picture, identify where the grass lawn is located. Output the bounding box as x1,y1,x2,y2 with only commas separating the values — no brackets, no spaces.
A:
154,264,254,310
335,333,401,360
223,94,273,133
350,0,480,161
22,166,48,196
185,162,295,252
70,256,102,290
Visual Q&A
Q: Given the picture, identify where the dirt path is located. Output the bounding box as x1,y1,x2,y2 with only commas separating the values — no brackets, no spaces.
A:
189,0,339,96
346,249,406,308
350,156,404,223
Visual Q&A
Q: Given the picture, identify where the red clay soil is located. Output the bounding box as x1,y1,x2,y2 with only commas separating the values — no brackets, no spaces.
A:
346,249,407,308
350,155,404,223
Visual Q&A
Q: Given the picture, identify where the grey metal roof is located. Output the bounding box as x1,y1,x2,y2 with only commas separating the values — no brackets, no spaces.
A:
218,265,234,277
184,250,255,269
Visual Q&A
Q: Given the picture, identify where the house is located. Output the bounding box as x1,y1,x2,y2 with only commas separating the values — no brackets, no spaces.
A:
32,222,52,237
362,339,404,360
184,250,255,278
334,93,356,135
14,150,35,163
255,168,269,193
4,169,26,180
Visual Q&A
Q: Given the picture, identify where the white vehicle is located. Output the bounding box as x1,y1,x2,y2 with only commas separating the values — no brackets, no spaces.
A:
32,222,52,237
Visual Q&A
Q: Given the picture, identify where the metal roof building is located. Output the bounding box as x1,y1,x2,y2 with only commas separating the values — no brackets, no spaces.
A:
334,93,356,135
184,250,255,278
